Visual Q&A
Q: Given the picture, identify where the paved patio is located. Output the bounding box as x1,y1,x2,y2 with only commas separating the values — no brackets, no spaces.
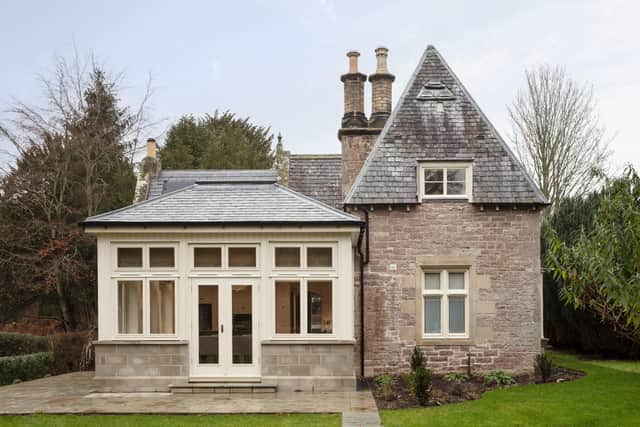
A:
0,372,380,425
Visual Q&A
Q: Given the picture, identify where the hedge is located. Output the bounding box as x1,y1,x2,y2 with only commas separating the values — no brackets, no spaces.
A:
0,332,49,357
0,352,53,385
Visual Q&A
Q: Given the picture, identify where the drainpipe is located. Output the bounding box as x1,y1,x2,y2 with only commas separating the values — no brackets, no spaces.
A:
355,210,370,379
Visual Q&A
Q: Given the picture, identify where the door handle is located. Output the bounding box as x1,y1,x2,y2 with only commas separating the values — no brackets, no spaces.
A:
221,324,224,333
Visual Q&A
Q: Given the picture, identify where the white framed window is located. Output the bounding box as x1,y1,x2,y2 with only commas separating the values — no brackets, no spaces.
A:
418,162,472,201
113,243,178,271
116,278,177,337
192,246,224,269
189,244,259,270
273,278,334,337
422,270,469,339
273,245,302,269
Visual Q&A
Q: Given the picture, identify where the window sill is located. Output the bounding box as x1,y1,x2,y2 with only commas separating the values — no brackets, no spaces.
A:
417,337,473,346
93,339,188,345
262,339,355,345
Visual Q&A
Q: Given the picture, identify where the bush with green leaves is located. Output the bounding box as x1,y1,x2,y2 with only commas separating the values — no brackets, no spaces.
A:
0,352,53,385
411,346,426,371
535,353,554,382
412,366,432,405
375,373,398,400
484,370,516,386
0,332,49,357
444,372,470,383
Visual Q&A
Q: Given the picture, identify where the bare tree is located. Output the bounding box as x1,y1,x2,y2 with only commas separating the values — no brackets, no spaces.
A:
508,65,609,207
0,50,156,330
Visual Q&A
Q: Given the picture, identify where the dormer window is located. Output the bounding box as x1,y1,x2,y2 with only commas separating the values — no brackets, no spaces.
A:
418,162,472,201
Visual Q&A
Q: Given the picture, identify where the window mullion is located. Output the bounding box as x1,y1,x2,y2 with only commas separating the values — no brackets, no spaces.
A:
143,278,149,336
301,278,308,337
443,168,448,196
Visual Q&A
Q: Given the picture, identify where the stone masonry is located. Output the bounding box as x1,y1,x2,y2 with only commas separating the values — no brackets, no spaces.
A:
351,203,542,376
95,342,189,378
261,343,356,391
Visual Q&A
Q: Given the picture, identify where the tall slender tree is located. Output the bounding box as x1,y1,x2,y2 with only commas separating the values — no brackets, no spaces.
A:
508,65,609,207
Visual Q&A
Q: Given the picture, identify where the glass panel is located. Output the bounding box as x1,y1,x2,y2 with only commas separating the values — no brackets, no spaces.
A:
425,273,441,290
194,247,222,268
425,182,444,195
198,285,219,364
447,168,466,182
150,280,175,334
424,296,441,334
232,285,252,364
449,272,465,290
449,297,466,333
424,168,443,181
307,281,332,334
228,247,256,268
149,247,175,268
275,281,300,334
118,280,142,334
275,247,300,268
447,182,465,195
307,247,332,268
117,248,142,268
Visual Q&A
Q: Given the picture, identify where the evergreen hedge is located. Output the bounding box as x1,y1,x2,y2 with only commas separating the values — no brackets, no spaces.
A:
0,332,49,357
0,352,53,385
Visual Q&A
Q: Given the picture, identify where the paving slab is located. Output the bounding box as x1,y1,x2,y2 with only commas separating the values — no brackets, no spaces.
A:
0,372,379,417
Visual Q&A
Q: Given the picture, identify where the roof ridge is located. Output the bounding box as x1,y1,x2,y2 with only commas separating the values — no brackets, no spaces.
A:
290,154,341,159
344,44,431,204
274,183,359,221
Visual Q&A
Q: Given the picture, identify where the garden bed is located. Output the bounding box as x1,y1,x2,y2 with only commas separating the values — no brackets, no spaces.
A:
366,365,584,410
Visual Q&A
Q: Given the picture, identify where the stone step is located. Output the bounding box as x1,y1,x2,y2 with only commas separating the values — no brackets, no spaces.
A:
169,382,277,394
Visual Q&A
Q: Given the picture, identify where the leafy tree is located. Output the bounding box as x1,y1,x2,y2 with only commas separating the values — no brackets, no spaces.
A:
160,111,274,170
546,167,640,345
509,65,609,207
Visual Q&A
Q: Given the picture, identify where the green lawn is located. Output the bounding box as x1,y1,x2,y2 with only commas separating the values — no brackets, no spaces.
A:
381,352,640,427
0,414,340,427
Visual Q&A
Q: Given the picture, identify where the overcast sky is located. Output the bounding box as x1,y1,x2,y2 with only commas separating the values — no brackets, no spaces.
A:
1,0,638,170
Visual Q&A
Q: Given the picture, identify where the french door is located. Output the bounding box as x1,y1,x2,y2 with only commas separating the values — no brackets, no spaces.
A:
190,279,259,379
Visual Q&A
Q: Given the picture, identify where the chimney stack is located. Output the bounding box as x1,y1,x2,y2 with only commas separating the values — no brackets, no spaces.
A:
146,138,157,159
340,51,368,128
369,47,395,128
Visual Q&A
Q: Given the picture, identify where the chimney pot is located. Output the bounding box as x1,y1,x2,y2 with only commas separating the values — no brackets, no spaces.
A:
146,138,157,159
346,51,360,73
375,47,389,73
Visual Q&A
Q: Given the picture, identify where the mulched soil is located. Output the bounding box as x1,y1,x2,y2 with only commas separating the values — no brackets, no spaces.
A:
366,366,585,410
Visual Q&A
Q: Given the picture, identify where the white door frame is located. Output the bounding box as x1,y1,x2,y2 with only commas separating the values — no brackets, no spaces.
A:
190,278,260,379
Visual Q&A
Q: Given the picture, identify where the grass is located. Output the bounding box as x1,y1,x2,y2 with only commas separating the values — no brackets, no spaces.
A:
0,414,340,427
380,352,640,427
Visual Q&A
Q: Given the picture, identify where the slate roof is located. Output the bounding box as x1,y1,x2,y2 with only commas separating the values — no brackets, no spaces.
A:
147,170,277,199
288,155,342,209
345,45,548,205
83,180,361,227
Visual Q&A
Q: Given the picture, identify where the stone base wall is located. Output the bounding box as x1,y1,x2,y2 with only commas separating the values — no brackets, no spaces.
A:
351,203,543,376
262,342,356,391
94,341,189,390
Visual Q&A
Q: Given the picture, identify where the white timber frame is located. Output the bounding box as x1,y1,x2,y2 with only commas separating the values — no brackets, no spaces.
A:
88,226,358,379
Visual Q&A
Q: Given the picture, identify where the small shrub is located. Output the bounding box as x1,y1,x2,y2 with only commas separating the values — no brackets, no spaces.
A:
411,346,425,371
0,333,48,357
484,370,516,386
535,353,554,382
412,366,432,406
443,372,470,383
375,373,398,401
0,352,53,385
